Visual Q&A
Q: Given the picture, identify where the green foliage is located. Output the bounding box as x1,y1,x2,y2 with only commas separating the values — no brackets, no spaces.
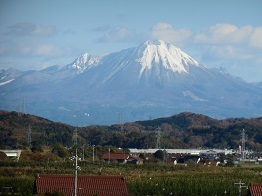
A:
154,150,164,160
0,111,261,152
31,144,43,153
139,153,145,160
0,177,34,195
52,144,69,158
0,151,8,161
225,159,235,167
1,162,261,195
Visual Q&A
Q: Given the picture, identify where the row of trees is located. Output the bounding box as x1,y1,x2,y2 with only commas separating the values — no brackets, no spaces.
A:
0,111,261,152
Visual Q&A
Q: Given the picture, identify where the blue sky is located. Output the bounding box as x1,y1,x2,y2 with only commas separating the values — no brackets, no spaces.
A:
0,0,262,82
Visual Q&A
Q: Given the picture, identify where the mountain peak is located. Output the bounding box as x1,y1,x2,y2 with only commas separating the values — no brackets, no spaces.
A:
144,39,166,46
136,40,199,77
62,52,101,74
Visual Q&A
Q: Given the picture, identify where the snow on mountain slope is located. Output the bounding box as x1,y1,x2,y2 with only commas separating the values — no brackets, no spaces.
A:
63,53,101,73
0,78,15,86
136,40,199,77
75,40,205,89
0,68,23,86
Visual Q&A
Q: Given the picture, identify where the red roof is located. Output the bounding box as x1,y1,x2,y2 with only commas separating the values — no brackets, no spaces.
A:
247,183,262,196
35,174,128,196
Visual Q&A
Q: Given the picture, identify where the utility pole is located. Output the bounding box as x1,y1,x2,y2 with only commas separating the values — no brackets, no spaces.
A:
92,145,95,162
108,148,111,163
72,128,79,196
82,144,85,161
234,180,247,196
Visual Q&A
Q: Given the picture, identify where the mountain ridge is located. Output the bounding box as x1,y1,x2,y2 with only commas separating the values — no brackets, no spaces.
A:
0,40,261,125
0,110,261,150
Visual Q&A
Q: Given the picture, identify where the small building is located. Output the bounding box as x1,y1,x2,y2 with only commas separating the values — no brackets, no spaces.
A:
0,149,22,161
127,156,143,165
102,153,129,163
34,174,128,196
246,183,262,196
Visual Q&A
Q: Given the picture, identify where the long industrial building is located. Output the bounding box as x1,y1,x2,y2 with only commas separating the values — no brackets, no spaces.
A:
129,148,234,155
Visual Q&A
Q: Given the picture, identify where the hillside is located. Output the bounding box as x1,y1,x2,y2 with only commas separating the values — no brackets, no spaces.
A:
0,110,261,151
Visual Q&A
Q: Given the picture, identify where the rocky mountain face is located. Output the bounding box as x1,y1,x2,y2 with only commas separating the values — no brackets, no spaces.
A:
0,40,261,126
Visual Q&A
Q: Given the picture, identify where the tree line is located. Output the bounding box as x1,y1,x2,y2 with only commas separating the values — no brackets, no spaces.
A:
0,110,261,152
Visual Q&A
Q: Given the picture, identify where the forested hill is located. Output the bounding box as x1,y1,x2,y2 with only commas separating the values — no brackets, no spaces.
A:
0,110,261,151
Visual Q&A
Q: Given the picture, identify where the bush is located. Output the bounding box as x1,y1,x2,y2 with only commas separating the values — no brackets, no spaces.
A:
31,145,43,153
225,159,234,167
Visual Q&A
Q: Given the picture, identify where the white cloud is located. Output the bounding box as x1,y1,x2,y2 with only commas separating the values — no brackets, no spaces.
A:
202,45,254,61
150,23,192,46
195,24,253,44
250,27,262,48
193,23,262,82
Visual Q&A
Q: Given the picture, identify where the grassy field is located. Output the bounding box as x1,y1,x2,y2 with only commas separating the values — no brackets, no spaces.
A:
0,161,261,195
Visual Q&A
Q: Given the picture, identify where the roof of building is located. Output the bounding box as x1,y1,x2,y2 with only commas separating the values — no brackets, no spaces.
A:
102,153,129,160
128,156,143,162
35,174,128,196
247,183,262,196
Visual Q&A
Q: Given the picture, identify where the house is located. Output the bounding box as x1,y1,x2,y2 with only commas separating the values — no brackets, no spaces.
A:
102,153,129,163
246,183,262,196
34,174,128,196
127,156,144,165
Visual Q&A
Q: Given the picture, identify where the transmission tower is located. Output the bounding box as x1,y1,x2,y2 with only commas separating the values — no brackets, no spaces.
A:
28,125,32,147
119,114,124,132
72,128,79,146
17,97,25,116
156,127,161,149
241,129,247,160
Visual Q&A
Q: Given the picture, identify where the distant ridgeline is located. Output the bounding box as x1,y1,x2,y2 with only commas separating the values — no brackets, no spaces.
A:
0,110,261,151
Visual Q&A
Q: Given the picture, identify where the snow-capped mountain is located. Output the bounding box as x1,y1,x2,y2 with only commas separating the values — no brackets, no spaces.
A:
0,40,261,125
63,53,101,73
136,40,199,74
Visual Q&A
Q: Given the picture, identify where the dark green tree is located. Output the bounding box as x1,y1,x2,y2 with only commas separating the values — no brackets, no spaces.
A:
52,144,69,158
154,150,164,160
